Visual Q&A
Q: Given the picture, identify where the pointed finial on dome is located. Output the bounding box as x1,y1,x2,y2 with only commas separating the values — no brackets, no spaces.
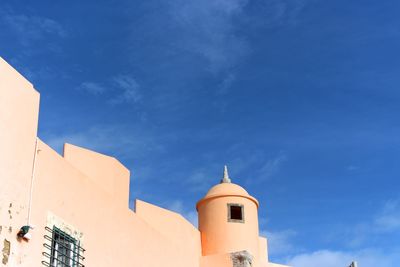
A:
220,165,231,183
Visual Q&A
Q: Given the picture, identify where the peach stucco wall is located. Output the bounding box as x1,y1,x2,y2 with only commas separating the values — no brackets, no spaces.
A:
200,253,232,267
63,143,130,208
0,57,40,265
135,199,201,265
0,57,200,267
30,140,201,267
198,196,260,259
0,57,289,267
259,236,269,262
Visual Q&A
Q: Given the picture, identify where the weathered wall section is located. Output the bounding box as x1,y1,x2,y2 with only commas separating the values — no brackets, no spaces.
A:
0,57,40,265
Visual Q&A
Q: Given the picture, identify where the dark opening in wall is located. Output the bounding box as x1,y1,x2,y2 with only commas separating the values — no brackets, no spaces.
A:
228,204,244,223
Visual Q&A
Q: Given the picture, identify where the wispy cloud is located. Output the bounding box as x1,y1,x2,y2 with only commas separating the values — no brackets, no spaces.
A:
374,200,400,233
347,165,360,171
263,200,400,266
257,152,287,181
245,0,311,28
344,199,400,247
43,124,163,159
77,74,141,105
109,75,141,104
78,82,106,95
0,8,67,45
217,73,236,95
129,0,312,95
260,229,297,256
172,149,288,191
7,56,54,82
184,167,220,192
169,0,250,73
164,200,198,227
286,248,400,267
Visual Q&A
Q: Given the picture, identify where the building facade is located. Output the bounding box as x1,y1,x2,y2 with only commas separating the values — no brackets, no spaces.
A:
0,57,289,267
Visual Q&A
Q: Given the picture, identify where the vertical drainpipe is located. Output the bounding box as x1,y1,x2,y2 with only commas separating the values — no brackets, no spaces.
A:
27,137,39,225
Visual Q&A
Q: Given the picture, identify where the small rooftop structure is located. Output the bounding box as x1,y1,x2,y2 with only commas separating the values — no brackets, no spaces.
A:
221,165,232,183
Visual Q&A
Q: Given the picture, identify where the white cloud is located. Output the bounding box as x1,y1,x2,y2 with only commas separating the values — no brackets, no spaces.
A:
347,165,360,171
246,0,310,28
260,201,400,266
257,152,287,181
217,73,236,95
167,200,185,213
203,147,288,184
185,168,216,192
7,56,54,81
165,200,198,227
344,199,400,247
78,82,106,95
169,0,250,73
1,9,67,45
43,124,163,158
261,229,297,256
77,74,141,105
109,75,141,104
286,248,400,267
374,200,400,232
262,208,400,267
288,250,352,267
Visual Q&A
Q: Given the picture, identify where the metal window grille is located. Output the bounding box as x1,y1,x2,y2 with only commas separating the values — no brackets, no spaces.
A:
42,226,85,267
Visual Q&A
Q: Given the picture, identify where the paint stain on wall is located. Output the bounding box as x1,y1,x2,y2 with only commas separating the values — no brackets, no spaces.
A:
2,239,10,265
8,203,12,220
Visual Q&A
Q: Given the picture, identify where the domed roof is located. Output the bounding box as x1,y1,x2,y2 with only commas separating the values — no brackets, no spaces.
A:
196,166,259,209
205,182,250,198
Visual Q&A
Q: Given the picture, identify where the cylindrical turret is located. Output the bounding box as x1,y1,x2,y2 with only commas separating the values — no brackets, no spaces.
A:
196,166,260,259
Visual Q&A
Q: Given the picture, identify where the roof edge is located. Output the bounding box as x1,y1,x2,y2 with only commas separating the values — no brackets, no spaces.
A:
196,193,259,211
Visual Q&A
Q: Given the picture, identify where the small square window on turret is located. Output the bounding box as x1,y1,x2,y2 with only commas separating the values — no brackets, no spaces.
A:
228,203,244,223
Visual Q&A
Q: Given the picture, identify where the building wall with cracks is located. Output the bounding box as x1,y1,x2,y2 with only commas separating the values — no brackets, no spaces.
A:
0,57,289,267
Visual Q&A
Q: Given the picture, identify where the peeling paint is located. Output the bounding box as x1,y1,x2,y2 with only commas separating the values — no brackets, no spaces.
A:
2,239,10,265
0,226,2,235
8,227,12,234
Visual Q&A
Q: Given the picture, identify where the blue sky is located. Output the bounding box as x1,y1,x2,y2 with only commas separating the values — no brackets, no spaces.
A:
1,0,400,266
